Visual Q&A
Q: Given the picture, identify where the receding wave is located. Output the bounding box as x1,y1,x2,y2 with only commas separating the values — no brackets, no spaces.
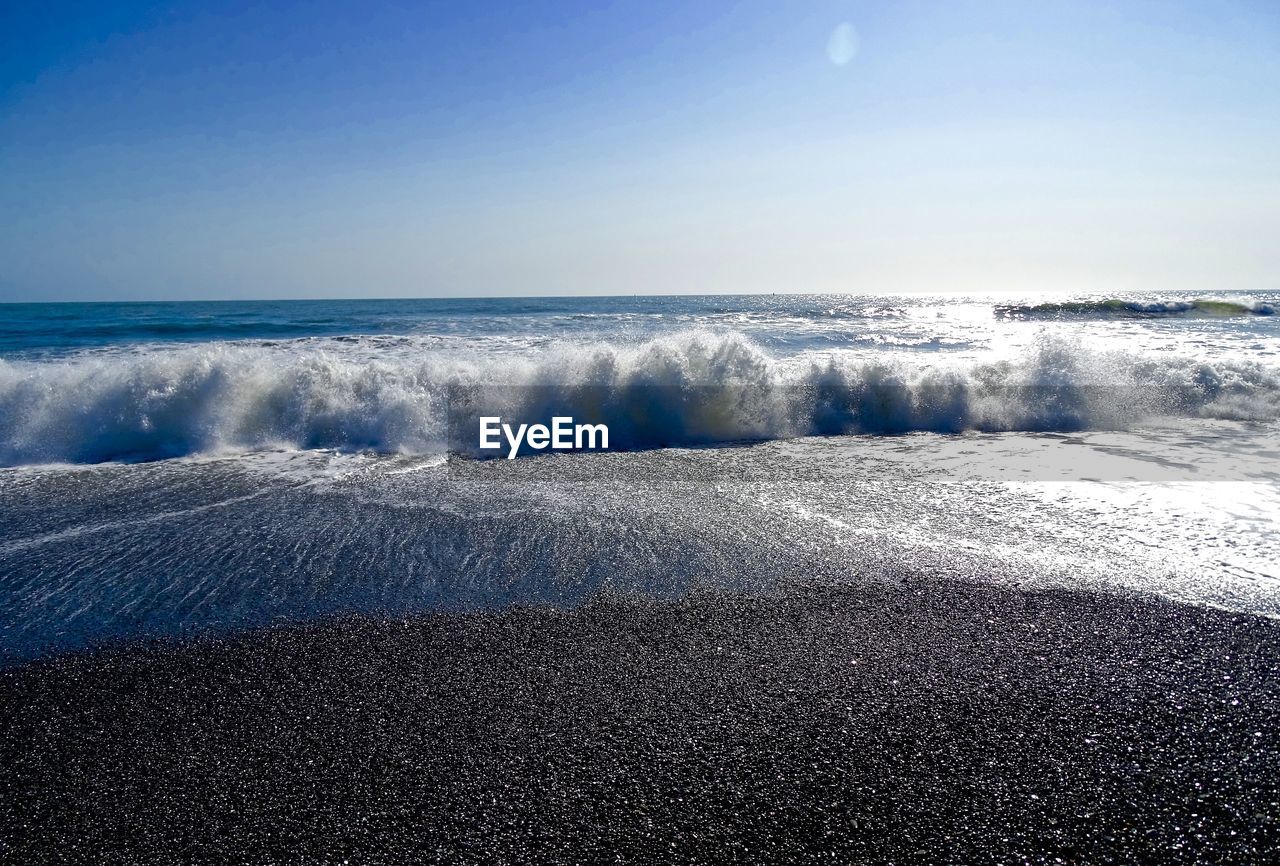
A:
997,298,1275,319
1,331,1277,465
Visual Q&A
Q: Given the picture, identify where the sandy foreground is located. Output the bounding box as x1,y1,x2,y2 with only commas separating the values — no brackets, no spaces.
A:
2,577,1278,864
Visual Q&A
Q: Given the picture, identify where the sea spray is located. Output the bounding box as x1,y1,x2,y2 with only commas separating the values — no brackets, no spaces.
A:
1,331,1278,465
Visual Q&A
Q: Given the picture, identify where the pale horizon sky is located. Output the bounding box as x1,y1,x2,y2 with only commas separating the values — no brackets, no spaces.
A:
2,0,1279,302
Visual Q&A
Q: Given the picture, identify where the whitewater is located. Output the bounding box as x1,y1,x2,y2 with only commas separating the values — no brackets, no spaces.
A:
2,292,1279,464
2,292,1279,661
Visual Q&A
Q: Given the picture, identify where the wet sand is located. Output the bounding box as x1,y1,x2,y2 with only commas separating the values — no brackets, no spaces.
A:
2,577,1278,864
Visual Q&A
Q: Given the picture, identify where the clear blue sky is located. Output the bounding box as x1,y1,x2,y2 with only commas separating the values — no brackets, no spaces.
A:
2,0,1278,301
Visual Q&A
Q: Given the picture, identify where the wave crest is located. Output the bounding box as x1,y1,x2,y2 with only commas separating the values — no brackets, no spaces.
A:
0,331,1276,464
997,298,1275,319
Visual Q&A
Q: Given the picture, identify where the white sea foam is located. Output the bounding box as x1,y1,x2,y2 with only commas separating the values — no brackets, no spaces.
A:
0,331,1277,465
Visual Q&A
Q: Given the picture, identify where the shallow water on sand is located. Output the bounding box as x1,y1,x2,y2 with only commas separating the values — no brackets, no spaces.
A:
3,426,1277,662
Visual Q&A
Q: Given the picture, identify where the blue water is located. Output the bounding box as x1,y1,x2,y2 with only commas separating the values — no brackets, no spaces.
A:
0,295,851,357
4,292,1275,359
1,291,1278,465
3,292,1280,659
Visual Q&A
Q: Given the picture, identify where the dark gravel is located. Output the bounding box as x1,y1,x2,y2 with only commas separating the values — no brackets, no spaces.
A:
2,578,1279,864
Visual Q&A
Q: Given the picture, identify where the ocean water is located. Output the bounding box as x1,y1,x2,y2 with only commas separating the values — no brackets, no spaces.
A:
2,292,1279,660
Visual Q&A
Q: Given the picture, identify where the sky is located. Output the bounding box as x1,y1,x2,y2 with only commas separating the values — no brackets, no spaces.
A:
1,0,1278,301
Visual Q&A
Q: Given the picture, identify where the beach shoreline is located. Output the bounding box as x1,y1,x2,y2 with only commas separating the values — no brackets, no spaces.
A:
3,577,1277,863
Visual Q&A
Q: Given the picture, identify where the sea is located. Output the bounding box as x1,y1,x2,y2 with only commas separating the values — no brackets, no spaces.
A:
2,292,1279,661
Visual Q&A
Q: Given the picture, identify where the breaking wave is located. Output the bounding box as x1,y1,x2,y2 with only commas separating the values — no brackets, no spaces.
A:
1,331,1277,465
997,298,1276,319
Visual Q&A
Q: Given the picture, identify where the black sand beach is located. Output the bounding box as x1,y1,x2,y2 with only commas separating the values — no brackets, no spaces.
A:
2,577,1277,864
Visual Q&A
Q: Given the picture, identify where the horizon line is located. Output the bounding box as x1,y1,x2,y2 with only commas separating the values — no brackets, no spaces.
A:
3,286,1278,305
